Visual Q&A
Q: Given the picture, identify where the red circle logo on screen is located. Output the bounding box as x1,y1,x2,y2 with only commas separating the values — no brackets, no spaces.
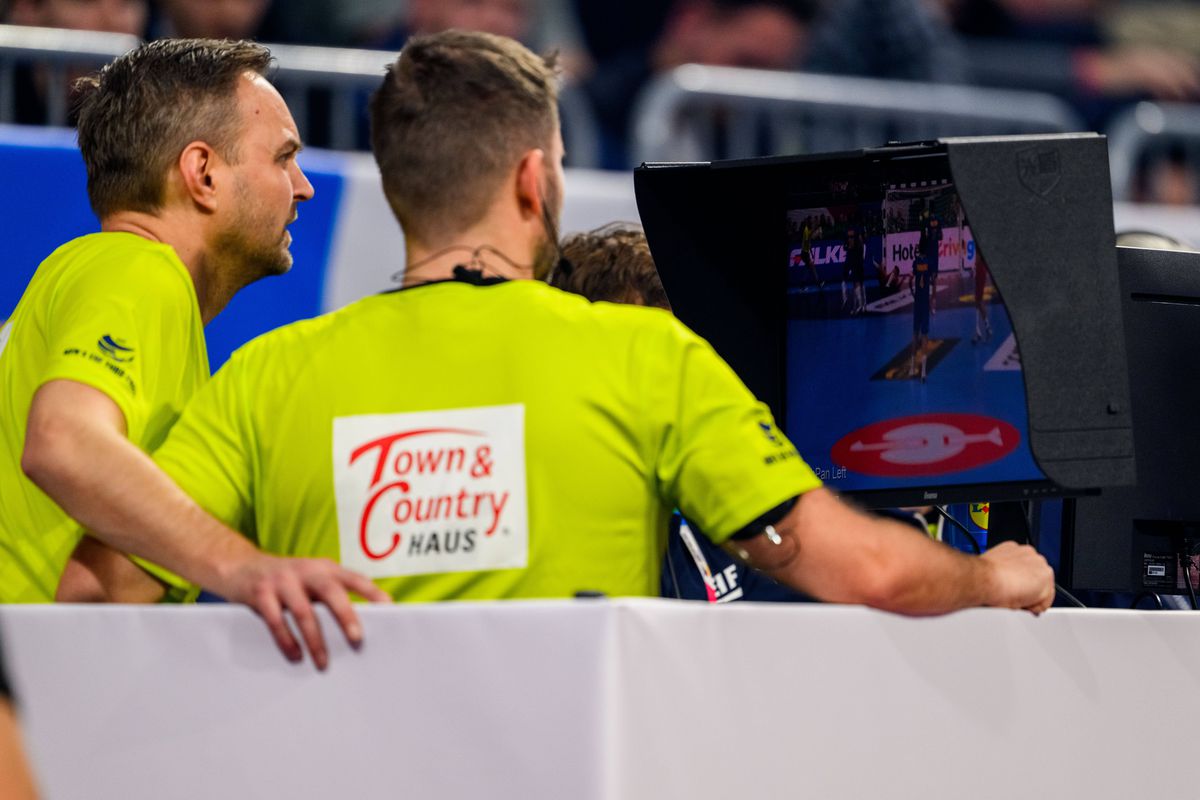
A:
831,413,1021,477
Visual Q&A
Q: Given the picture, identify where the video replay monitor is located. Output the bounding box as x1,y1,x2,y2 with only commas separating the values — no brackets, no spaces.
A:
783,165,1041,502
635,135,1135,508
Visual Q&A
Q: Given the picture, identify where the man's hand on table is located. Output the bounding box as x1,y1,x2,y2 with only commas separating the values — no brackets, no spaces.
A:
215,554,392,671
980,541,1056,614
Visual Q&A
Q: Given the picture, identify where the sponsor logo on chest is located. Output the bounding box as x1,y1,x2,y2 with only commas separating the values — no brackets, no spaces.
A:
333,404,529,578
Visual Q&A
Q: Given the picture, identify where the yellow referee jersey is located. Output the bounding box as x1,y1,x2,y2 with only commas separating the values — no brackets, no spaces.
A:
152,278,820,601
0,233,208,602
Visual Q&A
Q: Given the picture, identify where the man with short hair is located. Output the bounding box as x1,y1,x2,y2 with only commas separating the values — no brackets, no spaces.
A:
3,39,384,668
552,223,672,309
65,30,1055,618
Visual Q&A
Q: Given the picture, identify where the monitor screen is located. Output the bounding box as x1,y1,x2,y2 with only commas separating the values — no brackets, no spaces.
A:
637,138,1130,507
783,160,1046,499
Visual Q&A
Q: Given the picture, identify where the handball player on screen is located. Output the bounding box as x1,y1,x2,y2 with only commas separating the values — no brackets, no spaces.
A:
63,31,1054,637
1,40,387,669
910,254,933,381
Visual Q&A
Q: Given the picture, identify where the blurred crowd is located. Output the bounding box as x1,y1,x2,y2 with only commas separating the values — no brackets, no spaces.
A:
3,0,1200,201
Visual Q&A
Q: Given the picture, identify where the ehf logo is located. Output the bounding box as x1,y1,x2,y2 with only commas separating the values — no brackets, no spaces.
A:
831,413,1020,477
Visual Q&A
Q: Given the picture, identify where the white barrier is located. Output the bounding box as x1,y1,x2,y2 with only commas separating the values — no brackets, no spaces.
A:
3,600,1199,799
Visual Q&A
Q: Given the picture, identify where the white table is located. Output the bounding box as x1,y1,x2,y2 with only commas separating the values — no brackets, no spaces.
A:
2,600,1197,799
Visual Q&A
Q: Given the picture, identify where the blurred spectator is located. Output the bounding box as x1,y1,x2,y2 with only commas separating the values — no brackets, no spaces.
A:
148,0,271,41
333,0,590,154
584,0,966,167
573,0,674,65
357,0,536,51
805,0,967,82
1134,145,1200,206
948,0,1200,126
255,0,351,46
1103,1,1200,61
585,0,814,166
7,0,147,35
350,0,589,76
5,0,148,125
1099,1,1200,101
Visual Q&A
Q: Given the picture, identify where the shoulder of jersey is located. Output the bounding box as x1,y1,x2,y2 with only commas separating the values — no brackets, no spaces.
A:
228,306,343,368
57,233,191,298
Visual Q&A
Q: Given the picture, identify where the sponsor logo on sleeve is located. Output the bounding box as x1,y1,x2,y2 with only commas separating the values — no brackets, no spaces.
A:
58,332,137,393
333,404,528,578
0,321,10,360
758,420,781,445
97,334,135,363
758,417,801,466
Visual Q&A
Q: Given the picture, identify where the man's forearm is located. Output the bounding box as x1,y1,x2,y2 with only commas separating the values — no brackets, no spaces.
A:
760,515,995,615
26,380,388,666
23,396,260,597
728,488,1051,615
833,516,996,615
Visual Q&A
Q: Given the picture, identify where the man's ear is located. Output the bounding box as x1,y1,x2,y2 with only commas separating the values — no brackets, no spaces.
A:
514,147,547,222
177,141,222,213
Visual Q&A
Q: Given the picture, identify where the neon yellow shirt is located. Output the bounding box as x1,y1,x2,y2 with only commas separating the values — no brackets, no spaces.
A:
154,279,821,600
0,233,208,602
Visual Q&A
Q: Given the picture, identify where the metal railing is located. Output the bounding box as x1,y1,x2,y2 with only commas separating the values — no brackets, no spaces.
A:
632,64,1087,164
1106,102,1200,203
0,24,601,166
0,25,137,125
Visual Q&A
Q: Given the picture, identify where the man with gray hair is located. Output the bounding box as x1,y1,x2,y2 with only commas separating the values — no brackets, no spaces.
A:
2,39,385,668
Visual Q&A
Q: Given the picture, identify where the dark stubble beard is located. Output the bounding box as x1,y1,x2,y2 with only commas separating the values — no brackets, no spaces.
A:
215,178,295,291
